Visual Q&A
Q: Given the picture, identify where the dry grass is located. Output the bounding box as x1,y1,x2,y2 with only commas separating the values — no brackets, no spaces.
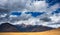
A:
0,28,60,35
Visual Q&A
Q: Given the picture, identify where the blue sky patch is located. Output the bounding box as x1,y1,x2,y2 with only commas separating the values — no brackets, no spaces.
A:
11,12,22,16
51,8,60,14
25,12,45,17
46,0,60,7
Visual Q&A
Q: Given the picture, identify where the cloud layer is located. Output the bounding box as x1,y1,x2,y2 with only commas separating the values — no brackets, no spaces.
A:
0,0,60,28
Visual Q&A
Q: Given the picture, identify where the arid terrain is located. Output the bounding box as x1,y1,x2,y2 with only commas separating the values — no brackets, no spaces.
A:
0,28,60,35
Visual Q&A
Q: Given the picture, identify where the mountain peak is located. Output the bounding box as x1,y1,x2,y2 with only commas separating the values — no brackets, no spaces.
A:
0,23,19,32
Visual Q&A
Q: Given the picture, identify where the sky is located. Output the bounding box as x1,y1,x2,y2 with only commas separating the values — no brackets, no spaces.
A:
0,0,60,28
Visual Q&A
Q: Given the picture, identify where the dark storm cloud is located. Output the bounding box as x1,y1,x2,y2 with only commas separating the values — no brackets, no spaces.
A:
0,8,10,14
47,21,60,25
40,17,51,22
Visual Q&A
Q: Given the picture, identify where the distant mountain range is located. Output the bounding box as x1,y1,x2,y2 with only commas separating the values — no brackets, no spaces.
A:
0,23,54,32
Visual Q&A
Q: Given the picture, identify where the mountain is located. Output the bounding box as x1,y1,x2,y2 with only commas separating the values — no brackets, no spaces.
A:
15,24,54,32
0,23,19,32
0,23,54,32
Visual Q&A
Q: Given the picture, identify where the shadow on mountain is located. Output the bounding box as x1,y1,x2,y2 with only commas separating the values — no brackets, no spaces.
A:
0,23,19,32
15,24,54,32
0,23,54,32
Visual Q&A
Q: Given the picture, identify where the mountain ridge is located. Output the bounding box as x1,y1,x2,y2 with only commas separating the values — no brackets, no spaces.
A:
0,23,54,32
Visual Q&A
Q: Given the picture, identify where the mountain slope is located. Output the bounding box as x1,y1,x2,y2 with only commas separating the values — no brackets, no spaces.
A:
0,23,19,32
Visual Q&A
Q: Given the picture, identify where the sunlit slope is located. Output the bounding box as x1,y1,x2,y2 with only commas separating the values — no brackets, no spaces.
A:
0,28,60,35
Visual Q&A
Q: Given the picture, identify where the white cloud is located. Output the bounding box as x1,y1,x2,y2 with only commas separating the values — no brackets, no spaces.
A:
46,3,60,14
32,1,47,12
25,0,47,12
50,15,60,23
0,14,7,17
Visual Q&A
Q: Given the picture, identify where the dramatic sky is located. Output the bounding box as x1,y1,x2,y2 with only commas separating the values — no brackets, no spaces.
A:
0,0,60,28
